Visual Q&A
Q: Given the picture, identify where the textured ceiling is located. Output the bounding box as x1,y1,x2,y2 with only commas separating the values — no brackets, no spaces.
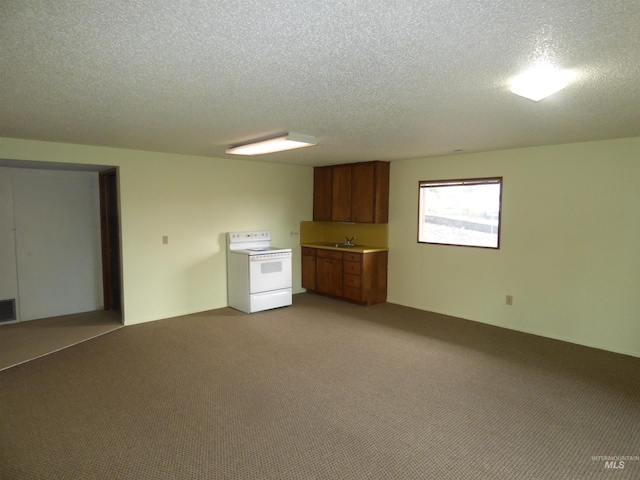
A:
1,1,639,166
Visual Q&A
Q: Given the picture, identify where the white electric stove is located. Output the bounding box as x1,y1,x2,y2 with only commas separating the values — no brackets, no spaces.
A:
226,231,292,313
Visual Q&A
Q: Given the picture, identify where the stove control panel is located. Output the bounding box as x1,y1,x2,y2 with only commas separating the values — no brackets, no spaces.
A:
229,231,271,243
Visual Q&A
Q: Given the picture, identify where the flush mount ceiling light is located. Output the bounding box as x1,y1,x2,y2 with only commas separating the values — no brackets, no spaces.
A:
510,65,573,101
226,132,317,155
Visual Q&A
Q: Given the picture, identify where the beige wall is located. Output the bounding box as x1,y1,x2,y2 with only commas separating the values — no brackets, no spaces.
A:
0,137,313,325
3,136,639,357
388,137,640,357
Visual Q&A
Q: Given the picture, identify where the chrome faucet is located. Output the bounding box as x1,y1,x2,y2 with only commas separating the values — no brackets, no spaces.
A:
345,236,355,246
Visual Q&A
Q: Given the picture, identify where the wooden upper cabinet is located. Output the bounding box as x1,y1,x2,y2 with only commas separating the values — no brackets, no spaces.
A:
313,161,390,223
351,162,376,223
331,164,352,222
371,161,390,223
313,166,332,221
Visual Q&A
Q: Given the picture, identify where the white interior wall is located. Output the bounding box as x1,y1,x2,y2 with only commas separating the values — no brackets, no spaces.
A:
3,136,638,358
0,167,103,321
117,151,312,324
0,169,19,318
0,137,313,326
388,137,640,357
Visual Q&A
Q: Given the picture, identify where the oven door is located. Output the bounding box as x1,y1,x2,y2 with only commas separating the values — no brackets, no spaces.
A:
249,253,292,294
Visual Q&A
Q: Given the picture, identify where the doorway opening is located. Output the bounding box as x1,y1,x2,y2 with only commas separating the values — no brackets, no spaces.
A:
0,160,124,365
0,159,123,323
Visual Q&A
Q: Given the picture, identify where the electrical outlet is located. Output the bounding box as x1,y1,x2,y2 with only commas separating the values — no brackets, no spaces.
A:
506,295,513,306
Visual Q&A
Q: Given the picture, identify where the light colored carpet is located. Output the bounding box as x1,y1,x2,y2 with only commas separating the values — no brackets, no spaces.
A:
1,293,638,479
0,310,122,371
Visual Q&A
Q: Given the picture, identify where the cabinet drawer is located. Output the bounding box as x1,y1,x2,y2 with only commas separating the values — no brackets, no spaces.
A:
343,274,361,288
343,261,361,275
343,286,362,301
301,247,316,256
317,249,342,260
343,252,361,263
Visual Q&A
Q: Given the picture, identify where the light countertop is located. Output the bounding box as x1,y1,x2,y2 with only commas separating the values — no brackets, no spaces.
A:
301,243,389,253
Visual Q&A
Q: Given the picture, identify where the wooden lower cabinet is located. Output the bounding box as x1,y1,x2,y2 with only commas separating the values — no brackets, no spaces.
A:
301,248,317,290
315,249,343,297
301,247,387,306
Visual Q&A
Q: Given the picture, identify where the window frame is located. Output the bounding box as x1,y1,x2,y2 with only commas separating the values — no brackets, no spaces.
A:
417,176,503,249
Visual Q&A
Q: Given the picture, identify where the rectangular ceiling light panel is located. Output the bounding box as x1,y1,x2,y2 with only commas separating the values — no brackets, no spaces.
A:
227,133,317,155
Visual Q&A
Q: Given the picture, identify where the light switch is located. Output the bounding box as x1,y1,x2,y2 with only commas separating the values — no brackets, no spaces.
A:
162,235,168,244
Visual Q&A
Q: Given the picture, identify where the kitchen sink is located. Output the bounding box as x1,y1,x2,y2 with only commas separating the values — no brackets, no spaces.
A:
327,243,359,248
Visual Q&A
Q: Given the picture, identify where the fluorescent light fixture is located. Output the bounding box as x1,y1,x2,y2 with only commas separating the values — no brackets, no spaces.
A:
226,132,317,155
510,65,573,101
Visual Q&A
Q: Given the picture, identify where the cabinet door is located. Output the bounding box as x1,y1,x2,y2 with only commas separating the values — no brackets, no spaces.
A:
372,161,390,223
301,249,317,290
351,162,375,223
316,252,343,297
352,161,390,223
313,167,332,221
361,251,388,305
331,164,352,222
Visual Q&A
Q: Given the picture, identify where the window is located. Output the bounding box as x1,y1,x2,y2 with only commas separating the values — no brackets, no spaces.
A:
418,177,503,249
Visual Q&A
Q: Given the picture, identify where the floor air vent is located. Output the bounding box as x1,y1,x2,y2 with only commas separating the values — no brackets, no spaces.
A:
0,299,16,322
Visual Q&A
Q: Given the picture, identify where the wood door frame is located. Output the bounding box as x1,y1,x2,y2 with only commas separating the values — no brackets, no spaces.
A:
99,168,122,314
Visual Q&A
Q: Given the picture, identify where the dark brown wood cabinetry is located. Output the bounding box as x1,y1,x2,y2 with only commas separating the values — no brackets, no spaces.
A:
312,167,332,221
302,247,387,305
313,161,390,223
301,247,317,290
330,164,352,222
315,249,343,297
